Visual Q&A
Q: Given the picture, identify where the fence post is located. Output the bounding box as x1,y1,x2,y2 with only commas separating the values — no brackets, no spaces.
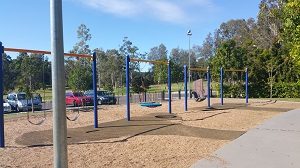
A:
92,52,98,128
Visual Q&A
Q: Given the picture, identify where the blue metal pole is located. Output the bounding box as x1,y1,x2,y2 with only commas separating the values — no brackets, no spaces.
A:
207,66,211,108
184,65,188,112
168,61,171,114
246,67,249,104
220,67,223,105
92,52,98,128
0,42,4,148
126,55,130,121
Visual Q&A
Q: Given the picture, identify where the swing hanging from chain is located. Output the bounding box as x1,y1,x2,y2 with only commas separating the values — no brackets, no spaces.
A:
138,62,162,108
27,55,47,125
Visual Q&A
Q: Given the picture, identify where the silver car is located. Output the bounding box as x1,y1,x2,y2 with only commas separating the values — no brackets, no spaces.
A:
7,92,29,112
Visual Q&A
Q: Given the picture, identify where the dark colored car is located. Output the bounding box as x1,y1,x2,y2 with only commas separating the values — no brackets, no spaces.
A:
65,92,93,107
84,90,117,105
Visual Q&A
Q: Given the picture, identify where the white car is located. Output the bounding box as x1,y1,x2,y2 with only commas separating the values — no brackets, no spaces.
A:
3,100,12,113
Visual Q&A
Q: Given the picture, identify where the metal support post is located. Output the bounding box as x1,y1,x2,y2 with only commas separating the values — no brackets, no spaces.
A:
246,68,249,104
207,67,211,108
92,52,98,128
125,55,130,121
220,67,223,105
184,65,188,111
168,61,171,114
50,0,68,167
0,42,4,148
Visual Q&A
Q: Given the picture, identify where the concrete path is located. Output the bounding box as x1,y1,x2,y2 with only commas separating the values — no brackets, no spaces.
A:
191,109,300,168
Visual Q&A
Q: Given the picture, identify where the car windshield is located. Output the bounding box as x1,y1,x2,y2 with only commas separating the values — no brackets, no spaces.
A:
73,92,83,97
17,94,26,100
97,91,111,96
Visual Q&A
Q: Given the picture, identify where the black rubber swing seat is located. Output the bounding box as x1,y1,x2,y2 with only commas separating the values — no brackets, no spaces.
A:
139,102,162,108
191,91,206,102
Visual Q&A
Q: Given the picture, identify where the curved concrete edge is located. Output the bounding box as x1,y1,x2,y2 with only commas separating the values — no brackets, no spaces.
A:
191,109,300,168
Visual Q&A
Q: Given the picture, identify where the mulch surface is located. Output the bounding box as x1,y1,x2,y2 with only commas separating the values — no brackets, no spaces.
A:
16,112,245,147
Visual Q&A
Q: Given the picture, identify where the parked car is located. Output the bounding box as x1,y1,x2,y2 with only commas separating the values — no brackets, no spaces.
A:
28,94,43,111
65,92,93,107
84,90,117,105
6,92,42,112
3,99,12,113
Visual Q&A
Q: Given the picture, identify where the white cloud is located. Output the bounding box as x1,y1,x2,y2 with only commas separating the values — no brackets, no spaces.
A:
145,0,187,24
76,0,216,24
82,0,140,16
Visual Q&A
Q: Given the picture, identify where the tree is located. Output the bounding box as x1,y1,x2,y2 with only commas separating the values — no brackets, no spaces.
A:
214,19,254,47
119,37,139,58
197,33,215,61
94,48,106,90
2,53,16,93
282,0,300,63
118,37,143,92
14,53,45,97
67,24,93,91
68,61,92,91
147,44,168,61
148,44,168,85
131,71,151,94
104,49,124,91
72,24,92,55
256,0,284,49
210,40,247,82
169,58,183,90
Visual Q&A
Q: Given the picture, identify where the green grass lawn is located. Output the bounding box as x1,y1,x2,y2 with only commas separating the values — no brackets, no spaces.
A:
5,85,300,103
3,88,53,101
36,88,53,101
114,82,189,95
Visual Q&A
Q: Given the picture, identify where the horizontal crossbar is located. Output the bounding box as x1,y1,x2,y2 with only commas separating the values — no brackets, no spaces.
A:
4,47,92,58
130,58,168,65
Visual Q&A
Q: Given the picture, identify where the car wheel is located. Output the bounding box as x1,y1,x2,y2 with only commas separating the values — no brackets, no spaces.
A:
73,101,77,107
16,106,22,112
97,99,102,105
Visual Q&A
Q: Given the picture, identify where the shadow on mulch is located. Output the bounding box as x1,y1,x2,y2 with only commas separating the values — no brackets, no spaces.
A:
16,113,245,147
189,101,293,113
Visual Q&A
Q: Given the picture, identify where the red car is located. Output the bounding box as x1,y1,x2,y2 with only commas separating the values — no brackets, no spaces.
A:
66,92,93,106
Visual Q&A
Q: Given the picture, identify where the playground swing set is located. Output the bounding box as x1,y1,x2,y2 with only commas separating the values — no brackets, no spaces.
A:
135,59,167,108
2,3,174,166
189,67,209,102
133,60,162,107
0,46,99,126
27,54,48,125
125,56,172,120
184,66,249,111
0,43,175,147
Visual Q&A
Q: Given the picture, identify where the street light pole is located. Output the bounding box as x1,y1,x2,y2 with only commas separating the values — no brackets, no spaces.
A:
187,30,192,98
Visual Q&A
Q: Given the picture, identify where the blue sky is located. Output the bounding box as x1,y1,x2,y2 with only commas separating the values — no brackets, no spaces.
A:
1,0,261,57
